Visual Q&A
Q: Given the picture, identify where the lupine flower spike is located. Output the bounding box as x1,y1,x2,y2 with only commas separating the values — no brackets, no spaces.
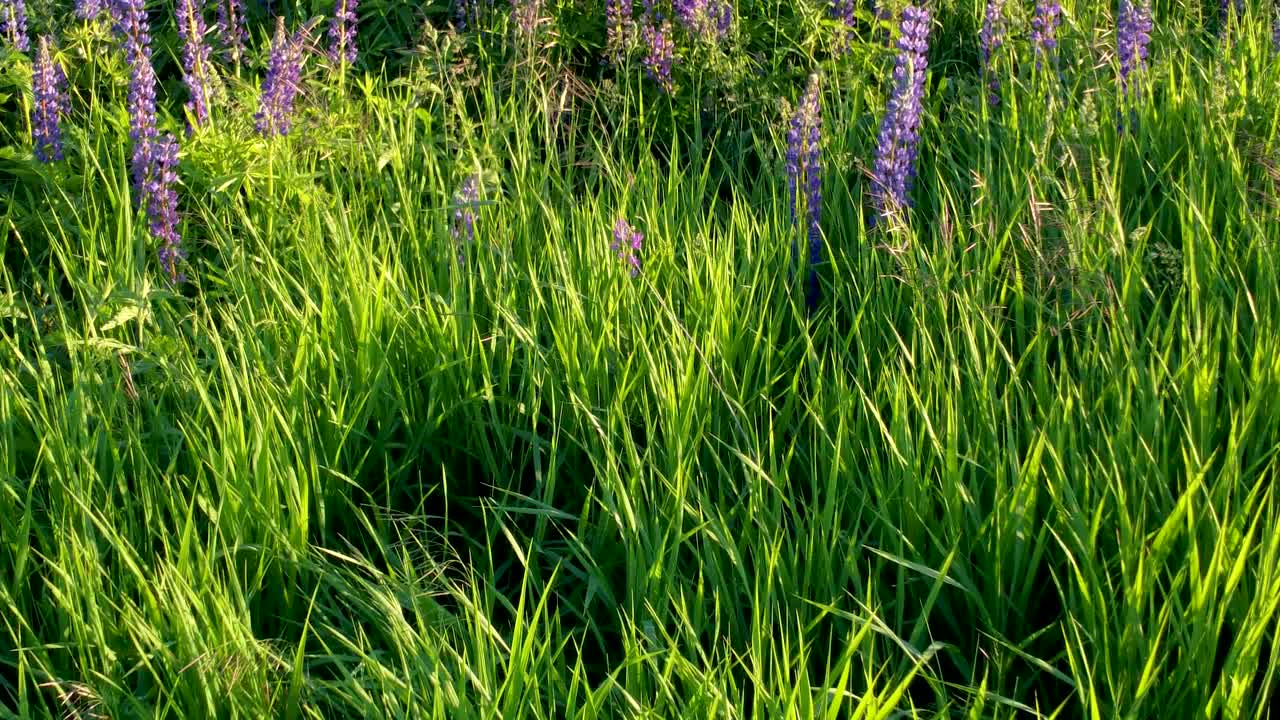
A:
147,134,186,283
1220,0,1243,30
32,35,69,163
675,0,730,42
451,174,481,262
1273,2,1280,53
785,75,823,310
329,0,358,64
871,5,930,225
215,0,248,64
641,0,675,92
1,0,30,51
605,0,632,63
1030,0,1062,72
176,0,214,128
979,0,1004,106
76,0,105,21
611,218,643,276
256,18,308,137
830,0,855,51
1117,0,1152,132
115,0,159,203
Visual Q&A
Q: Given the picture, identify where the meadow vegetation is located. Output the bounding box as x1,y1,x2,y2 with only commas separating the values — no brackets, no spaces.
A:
2,0,1280,716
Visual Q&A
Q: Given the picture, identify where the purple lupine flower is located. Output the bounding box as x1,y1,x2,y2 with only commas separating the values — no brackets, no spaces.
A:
255,18,307,137
1030,0,1062,71
451,174,480,245
674,0,730,41
328,0,358,64
76,0,105,20
979,0,1004,106
830,0,856,50
32,36,69,163
1220,0,1243,28
800,76,823,310
455,0,492,29
115,0,159,203
611,218,643,276
215,0,247,64
1,0,29,51
146,133,186,283
176,0,213,128
1273,2,1279,53
785,77,822,309
512,0,542,36
640,3,675,93
606,0,632,62
870,4,929,224
1118,0,1152,115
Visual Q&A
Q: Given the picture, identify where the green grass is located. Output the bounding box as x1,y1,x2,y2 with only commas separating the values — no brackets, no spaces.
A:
2,0,1280,717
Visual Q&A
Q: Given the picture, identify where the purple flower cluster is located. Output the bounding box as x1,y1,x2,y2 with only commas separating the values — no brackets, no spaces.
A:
611,218,643,276
674,0,730,42
871,5,929,223
76,0,105,21
830,0,856,50
641,2,675,93
979,0,1004,106
1220,0,1243,27
451,174,481,246
176,0,213,128
453,0,486,29
146,134,185,283
1274,4,1280,53
329,0,358,64
256,19,307,137
606,0,632,62
32,36,69,163
1,0,29,52
1030,0,1062,71
215,0,247,64
115,0,159,198
786,74,822,310
1117,0,1152,111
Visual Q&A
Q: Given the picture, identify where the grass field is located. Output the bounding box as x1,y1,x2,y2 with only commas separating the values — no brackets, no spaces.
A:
2,0,1280,716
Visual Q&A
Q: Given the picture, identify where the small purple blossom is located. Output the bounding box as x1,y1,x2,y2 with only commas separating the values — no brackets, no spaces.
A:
1273,3,1279,53
455,0,492,29
830,0,855,50
176,0,213,128
674,0,730,42
641,7,675,93
785,75,822,310
611,218,643,276
146,134,186,283
215,0,247,64
328,0,358,64
1220,0,1243,28
1030,0,1062,71
979,0,1004,106
115,0,159,202
255,18,307,137
451,174,481,248
1,0,29,51
75,0,105,20
32,36,69,163
871,4,929,224
1118,0,1152,118
606,0,633,62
